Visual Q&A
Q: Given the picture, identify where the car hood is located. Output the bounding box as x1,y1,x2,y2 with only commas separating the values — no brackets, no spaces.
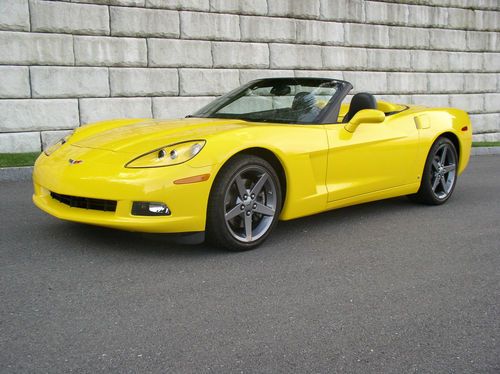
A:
72,118,251,154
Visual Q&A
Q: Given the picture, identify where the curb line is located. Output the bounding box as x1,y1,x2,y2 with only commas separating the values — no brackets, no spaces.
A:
0,166,33,182
1,149,499,182
470,147,500,156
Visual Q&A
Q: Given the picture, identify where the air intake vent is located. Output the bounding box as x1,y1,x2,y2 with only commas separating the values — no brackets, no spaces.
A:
50,192,117,212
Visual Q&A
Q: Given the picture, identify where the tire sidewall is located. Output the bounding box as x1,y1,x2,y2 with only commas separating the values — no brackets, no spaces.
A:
207,155,282,251
421,137,458,205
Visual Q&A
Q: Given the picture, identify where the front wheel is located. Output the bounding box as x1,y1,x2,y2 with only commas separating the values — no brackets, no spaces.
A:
410,137,458,205
206,155,282,251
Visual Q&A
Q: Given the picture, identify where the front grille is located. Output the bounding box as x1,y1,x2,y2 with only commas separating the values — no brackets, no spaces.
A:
50,192,117,212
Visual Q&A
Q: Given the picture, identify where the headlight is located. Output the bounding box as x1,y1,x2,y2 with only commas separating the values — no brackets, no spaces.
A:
44,132,74,156
126,140,206,168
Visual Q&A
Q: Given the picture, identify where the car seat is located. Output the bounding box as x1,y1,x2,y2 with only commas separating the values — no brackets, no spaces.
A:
292,92,316,110
343,92,377,123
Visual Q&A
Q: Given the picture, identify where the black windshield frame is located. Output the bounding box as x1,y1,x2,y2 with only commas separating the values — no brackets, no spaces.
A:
190,77,353,125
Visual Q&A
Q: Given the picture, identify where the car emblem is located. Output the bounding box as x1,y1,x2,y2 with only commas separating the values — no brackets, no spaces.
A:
68,159,83,165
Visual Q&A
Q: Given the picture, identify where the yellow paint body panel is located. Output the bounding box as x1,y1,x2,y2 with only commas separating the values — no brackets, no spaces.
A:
33,103,472,233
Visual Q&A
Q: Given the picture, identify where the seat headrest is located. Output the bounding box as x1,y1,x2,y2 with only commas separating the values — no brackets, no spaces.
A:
292,92,316,110
343,92,377,122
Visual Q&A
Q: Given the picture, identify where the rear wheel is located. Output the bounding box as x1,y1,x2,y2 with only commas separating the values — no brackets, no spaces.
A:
206,155,282,251
410,137,458,205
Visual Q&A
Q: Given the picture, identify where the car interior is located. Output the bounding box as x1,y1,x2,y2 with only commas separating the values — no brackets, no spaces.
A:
194,79,407,124
342,92,378,123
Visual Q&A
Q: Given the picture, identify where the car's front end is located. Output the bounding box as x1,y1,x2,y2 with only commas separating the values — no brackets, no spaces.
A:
32,118,249,234
33,150,213,234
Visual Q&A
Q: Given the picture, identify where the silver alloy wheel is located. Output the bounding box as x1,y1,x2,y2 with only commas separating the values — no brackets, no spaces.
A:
430,143,457,199
223,165,277,242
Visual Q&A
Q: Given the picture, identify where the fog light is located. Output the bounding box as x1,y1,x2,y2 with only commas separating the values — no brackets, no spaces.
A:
132,202,171,216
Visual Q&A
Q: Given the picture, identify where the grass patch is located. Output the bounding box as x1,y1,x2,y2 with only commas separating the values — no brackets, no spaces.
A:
472,141,500,148
0,152,41,168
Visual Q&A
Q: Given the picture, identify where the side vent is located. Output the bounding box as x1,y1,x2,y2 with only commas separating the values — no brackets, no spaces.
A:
414,114,430,129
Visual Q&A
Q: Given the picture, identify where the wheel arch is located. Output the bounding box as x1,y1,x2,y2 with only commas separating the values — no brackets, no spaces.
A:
438,131,460,162
212,147,288,208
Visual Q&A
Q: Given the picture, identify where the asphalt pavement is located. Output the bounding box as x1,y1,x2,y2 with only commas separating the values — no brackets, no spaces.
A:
1,155,499,373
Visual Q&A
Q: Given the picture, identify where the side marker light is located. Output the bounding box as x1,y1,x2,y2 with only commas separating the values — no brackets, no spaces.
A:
173,174,210,185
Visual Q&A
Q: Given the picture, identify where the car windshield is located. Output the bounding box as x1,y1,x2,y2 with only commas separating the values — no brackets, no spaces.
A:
192,78,343,124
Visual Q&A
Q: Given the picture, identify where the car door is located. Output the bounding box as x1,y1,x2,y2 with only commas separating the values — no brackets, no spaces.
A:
325,115,419,202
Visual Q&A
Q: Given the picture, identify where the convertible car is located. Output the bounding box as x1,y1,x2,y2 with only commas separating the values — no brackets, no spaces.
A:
33,77,472,251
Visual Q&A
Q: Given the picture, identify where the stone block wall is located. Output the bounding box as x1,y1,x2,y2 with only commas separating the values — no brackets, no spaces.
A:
0,0,499,152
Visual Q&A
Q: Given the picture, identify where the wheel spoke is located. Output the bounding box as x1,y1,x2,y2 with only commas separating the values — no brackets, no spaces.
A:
254,202,275,216
440,146,448,164
244,213,252,241
224,165,278,243
225,204,243,221
250,173,268,196
440,176,448,192
431,175,440,191
432,159,440,171
443,164,456,173
234,175,247,199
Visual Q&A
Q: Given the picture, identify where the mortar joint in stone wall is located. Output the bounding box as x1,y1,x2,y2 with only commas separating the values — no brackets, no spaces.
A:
28,66,32,98
107,5,112,37
27,0,33,33
77,98,82,127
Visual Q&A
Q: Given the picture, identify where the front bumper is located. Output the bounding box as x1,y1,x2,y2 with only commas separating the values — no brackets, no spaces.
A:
32,149,214,233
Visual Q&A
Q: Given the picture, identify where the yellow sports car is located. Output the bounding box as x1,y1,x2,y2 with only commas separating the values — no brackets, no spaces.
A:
33,78,472,251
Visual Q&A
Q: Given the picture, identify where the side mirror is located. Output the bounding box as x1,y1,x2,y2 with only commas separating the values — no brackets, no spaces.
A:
344,109,385,133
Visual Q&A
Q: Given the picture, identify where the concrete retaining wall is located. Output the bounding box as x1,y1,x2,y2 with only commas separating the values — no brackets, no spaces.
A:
0,0,499,152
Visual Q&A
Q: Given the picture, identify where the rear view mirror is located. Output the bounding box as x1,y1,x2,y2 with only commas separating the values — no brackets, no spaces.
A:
344,109,385,133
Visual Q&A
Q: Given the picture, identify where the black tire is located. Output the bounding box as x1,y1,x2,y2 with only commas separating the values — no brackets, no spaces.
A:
409,137,458,205
206,155,282,251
